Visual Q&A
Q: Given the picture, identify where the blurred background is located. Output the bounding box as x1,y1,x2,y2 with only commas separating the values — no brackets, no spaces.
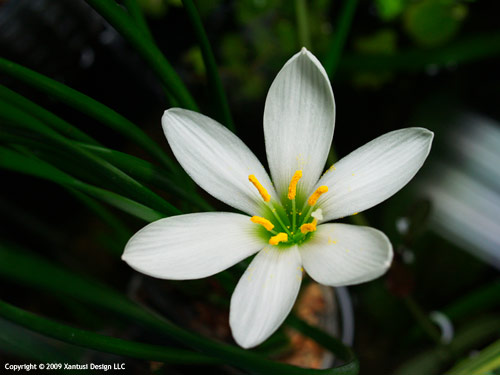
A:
1,0,500,374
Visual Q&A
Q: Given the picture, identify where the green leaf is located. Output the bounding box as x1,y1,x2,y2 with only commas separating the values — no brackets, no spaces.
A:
0,318,80,363
123,0,154,40
0,58,177,173
0,300,220,365
0,243,359,374
0,85,99,146
182,0,235,131
323,0,359,78
76,142,213,211
84,0,197,111
446,339,500,375
0,147,164,222
67,189,132,249
0,102,180,216
394,316,500,375
444,280,500,321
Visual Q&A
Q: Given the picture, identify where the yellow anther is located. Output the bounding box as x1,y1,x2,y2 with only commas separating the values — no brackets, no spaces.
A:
269,232,288,245
300,219,318,234
250,216,274,231
287,170,303,200
248,175,270,202
308,186,328,206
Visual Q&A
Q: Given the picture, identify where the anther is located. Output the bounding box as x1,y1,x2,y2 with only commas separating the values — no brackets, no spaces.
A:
308,186,328,206
269,232,288,245
250,216,274,231
287,170,302,200
300,219,318,234
248,175,270,202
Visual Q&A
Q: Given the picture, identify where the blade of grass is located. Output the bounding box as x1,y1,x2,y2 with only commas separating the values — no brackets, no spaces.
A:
0,58,179,174
0,243,359,375
394,315,500,375
0,100,180,216
0,85,99,146
408,279,500,343
323,0,358,78
0,126,211,212
181,0,235,131
323,0,358,166
0,300,220,365
0,318,80,363
0,146,164,222
446,339,500,375
67,189,132,252
77,142,213,211
84,0,197,111
444,280,500,321
123,0,153,40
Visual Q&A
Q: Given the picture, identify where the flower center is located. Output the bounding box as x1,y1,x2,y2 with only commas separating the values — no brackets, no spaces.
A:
248,172,328,246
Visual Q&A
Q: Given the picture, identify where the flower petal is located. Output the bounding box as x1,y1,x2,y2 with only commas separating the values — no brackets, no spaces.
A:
300,224,393,286
316,128,433,222
264,48,335,199
122,212,264,280
163,108,277,216
230,246,302,348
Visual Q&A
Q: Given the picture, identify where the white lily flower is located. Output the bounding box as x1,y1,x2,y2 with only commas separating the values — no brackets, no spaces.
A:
122,48,433,349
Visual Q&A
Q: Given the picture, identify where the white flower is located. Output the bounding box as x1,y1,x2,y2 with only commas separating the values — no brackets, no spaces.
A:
122,48,433,349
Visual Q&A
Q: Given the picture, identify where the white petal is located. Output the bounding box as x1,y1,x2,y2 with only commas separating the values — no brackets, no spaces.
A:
264,48,335,199
300,224,393,286
122,212,264,280
230,246,302,348
316,128,433,222
163,108,277,216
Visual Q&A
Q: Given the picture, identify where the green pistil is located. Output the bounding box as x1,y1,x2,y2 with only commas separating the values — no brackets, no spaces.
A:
292,198,297,232
300,205,315,226
266,202,292,236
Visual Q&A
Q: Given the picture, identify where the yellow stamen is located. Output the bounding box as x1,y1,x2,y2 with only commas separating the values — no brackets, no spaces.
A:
308,186,328,206
300,219,318,234
248,175,270,202
269,232,288,245
250,216,274,231
287,170,303,200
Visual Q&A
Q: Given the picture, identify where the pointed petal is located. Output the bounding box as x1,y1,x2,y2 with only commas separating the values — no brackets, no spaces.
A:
163,108,277,216
230,246,302,348
264,48,335,199
316,128,433,222
301,224,393,286
122,212,264,280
